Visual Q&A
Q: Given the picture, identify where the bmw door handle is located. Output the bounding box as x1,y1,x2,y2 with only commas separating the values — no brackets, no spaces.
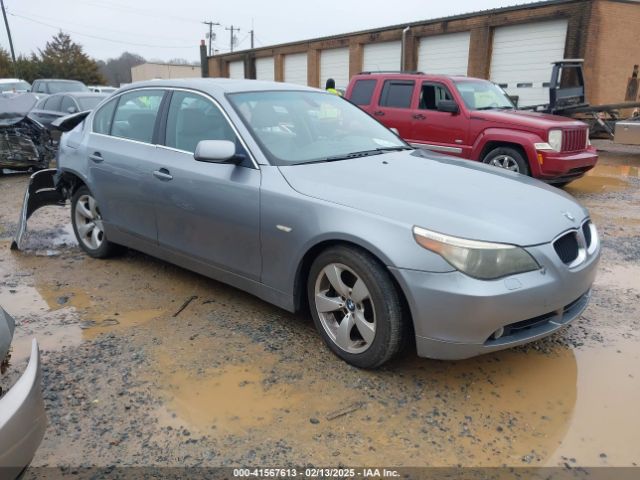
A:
153,168,173,181
89,152,103,163
413,113,426,120
373,111,385,117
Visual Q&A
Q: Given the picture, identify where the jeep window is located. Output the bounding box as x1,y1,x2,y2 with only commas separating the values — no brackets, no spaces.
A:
93,98,118,135
454,80,514,110
379,80,415,109
111,90,164,143
419,83,453,110
350,79,377,105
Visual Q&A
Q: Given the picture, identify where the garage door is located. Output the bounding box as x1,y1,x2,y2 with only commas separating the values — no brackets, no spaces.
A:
284,53,308,85
417,32,470,75
228,60,244,79
320,47,349,90
363,41,401,72
255,57,275,81
490,19,568,107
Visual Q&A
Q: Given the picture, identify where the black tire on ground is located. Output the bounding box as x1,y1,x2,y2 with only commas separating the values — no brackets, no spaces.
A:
71,186,120,259
307,245,406,369
552,181,572,188
482,146,530,176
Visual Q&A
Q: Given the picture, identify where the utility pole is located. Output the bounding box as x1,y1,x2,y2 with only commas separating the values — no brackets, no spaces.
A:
250,18,254,49
202,20,220,56
226,25,240,53
0,0,18,76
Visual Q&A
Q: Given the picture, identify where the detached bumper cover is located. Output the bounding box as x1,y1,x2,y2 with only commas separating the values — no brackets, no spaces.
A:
10,168,66,251
0,310,46,477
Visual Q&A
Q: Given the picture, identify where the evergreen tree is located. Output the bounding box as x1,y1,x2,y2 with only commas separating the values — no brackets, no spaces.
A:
38,31,106,84
0,47,13,77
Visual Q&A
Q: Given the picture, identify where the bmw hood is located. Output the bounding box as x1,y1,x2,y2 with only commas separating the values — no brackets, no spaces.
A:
278,151,589,246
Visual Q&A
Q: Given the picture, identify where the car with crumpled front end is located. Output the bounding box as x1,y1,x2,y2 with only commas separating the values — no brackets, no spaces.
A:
13,79,600,368
0,307,47,478
0,93,55,174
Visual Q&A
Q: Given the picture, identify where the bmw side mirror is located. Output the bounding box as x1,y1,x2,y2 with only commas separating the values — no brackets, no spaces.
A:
67,106,77,114
437,100,459,114
194,140,241,164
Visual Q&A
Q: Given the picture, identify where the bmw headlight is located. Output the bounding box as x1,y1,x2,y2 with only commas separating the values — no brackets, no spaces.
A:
548,129,563,152
413,226,540,280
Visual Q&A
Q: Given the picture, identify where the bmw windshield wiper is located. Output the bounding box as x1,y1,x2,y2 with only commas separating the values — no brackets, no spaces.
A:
295,146,412,165
374,146,414,152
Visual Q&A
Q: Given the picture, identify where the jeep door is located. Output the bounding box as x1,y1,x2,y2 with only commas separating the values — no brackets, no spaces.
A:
410,81,469,158
371,79,417,139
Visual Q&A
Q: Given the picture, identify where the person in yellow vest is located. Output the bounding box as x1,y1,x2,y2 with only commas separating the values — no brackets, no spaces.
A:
325,78,342,96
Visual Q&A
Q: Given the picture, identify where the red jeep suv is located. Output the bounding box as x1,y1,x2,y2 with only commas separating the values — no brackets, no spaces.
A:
345,72,598,184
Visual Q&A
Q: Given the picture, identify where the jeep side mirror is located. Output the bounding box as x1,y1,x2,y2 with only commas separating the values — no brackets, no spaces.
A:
437,100,459,114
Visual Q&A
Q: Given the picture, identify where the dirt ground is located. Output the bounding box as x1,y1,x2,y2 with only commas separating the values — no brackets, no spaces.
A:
1,143,639,470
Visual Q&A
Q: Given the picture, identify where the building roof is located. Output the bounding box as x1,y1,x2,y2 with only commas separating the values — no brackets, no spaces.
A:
120,78,319,95
213,0,584,57
132,62,201,69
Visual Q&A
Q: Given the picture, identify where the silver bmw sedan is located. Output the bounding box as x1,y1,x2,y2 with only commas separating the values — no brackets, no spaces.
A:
14,79,600,368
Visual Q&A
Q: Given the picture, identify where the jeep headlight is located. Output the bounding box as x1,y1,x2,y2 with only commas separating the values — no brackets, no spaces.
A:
548,129,563,152
413,226,540,280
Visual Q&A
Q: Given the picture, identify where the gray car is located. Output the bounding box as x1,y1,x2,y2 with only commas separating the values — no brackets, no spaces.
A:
13,79,600,368
29,92,109,129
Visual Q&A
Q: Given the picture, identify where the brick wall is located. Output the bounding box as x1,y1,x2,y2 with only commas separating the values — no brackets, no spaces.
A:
586,0,640,105
205,0,638,108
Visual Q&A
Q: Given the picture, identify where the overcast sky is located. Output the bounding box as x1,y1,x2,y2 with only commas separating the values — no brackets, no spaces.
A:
1,0,536,63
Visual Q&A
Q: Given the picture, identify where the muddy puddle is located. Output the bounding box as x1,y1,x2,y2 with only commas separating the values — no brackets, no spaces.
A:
566,162,639,194
144,331,639,466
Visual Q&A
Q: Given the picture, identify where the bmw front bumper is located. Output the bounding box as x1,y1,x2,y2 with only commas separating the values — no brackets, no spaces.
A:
391,240,600,360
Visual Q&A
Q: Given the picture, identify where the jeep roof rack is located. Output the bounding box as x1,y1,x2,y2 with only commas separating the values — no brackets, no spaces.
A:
358,70,425,75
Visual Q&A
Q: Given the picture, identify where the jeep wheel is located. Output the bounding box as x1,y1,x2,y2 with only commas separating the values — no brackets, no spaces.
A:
482,147,530,176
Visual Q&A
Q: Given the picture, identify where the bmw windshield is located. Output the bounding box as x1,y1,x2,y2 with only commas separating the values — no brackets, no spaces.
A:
454,80,515,111
228,90,410,165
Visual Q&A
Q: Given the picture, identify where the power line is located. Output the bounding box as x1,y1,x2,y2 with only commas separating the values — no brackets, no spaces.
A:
68,0,201,25
8,8,195,44
9,12,197,49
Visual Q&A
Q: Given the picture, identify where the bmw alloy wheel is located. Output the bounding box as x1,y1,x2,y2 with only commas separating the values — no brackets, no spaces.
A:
74,194,104,250
313,263,377,354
